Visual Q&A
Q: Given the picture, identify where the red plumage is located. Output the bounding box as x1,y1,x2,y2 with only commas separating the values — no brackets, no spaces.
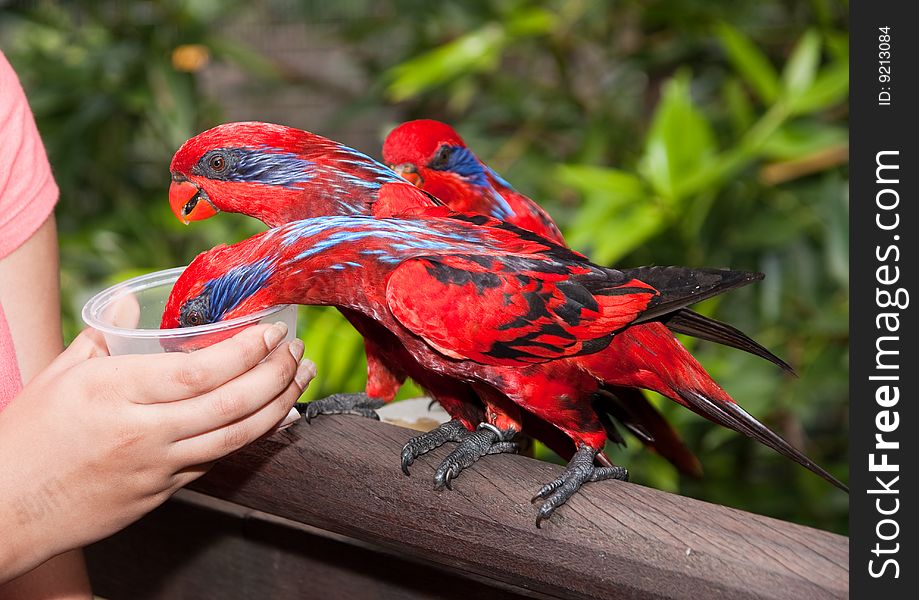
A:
169,123,465,427
381,120,784,472
166,122,845,523
169,122,705,477
163,214,846,524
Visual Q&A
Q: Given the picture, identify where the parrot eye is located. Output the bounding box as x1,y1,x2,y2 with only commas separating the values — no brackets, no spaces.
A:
193,149,238,180
179,295,211,328
428,145,453,170
184,310,205,327
209,154,227,172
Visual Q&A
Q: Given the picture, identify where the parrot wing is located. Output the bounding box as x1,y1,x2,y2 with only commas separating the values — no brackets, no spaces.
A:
385,254,659,366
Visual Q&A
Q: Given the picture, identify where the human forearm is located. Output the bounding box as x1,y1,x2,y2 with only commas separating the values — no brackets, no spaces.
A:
0,214,62,382
0,551,90,600
0,213,92,595
0,413,68,582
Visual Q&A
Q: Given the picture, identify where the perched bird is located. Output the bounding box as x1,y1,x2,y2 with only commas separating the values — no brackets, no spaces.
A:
382,119,792,371
168,123,789,482
381,118,804,478
162,214,847,525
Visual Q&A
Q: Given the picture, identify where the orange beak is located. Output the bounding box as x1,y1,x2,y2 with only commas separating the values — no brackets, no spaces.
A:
390,163,423,187
168,178,219,224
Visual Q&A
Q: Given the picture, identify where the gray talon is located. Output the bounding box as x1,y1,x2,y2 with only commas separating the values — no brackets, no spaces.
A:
297,392,385,424
400,419,470,475
533,444,628,528
432,425,518,491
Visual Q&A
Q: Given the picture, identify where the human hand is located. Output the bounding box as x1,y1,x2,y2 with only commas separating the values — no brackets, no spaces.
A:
0,322,314,581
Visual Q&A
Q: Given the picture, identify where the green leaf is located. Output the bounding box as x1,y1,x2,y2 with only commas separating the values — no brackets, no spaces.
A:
297,307,367,400
556,164,666,262
729,208,816,250
556,164,646,208
781,30,821,100
824,31,849,61
789,59,849,114
639,72,716,202
760,122,848,161
383,8,554,102
505,7,557,37
716,23,781,103
723,78,755,133
818,176,850,289
385,24,505,101
588,204,667,264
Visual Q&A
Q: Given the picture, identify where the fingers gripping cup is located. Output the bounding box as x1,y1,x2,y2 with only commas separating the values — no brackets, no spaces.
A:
81,267,297,355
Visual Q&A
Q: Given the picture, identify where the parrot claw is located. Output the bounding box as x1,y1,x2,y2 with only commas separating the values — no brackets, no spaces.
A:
297,392,386,424
401,419,470,475
432,424,518,491
532,445,628,528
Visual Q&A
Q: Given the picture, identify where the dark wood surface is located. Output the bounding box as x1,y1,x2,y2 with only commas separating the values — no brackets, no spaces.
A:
87,490,537,600
168,415,849,600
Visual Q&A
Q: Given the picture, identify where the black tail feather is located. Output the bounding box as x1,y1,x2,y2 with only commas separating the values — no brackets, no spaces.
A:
679,390,848,492
662,309,795,375
594,405,628,447
596,387,703,477
622,266,763,323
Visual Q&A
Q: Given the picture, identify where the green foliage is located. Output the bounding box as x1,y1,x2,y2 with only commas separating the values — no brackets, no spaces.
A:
384,7,556,102
1,0,849,533
716,22,781,103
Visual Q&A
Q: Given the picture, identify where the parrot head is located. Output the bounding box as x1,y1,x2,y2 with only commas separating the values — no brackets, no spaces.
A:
161,245,279,350
381,120,492,199
170,121,412,226
382,119,525,223
383,119,564,244
168,122,316,225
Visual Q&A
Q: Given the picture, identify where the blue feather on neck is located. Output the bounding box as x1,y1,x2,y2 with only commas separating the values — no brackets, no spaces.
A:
432,146,515,219
234,149,315,189
204,257,276,320
441,146,488,187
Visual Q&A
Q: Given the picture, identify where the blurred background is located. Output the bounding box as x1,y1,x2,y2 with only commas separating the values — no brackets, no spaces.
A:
0,0,849,533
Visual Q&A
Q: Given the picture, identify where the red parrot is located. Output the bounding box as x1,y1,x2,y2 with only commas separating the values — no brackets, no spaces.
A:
382,119,792,371
380,118,806,480
167,123,791,478
167,122,484,432
162,214,847,525
167,122,708,479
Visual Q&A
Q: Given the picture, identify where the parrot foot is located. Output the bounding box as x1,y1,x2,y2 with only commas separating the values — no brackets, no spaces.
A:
531,444,628,528
433,423,518,491
298,392,386,423
401,419,471,475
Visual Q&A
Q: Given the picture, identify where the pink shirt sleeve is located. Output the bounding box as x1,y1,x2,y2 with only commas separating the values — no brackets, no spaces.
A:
0,51,59,259
0,51,60,410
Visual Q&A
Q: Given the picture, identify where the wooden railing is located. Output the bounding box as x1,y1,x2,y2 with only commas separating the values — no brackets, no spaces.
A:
87,416,848,599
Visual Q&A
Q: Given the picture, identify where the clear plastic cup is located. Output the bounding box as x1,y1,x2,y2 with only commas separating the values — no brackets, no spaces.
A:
81,266,297,355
